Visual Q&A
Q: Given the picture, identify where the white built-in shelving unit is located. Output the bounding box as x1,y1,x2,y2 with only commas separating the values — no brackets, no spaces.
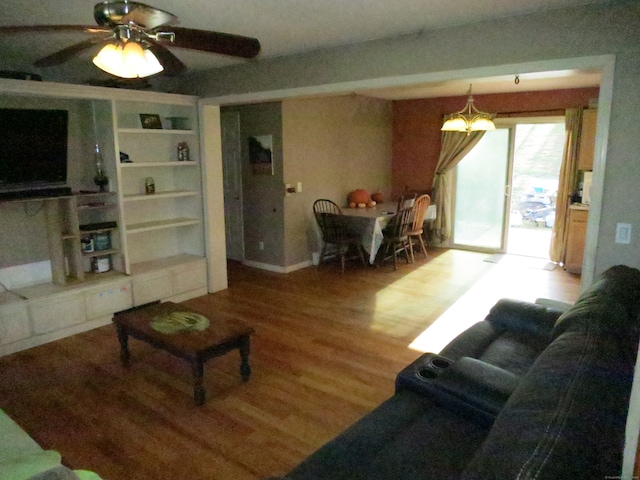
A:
0,79,211,356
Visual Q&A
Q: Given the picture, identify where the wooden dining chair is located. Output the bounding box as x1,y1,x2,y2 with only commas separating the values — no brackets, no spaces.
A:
313,199,365,273
395,193,417,212
379,205,414,270
407,194,431,262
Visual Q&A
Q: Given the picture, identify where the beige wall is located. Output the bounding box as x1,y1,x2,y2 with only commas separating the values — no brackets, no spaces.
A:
188,1,640,281
282,95,392,266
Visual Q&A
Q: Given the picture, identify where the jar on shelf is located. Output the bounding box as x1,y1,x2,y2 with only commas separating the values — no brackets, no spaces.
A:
145,177,155,194
91,255,111,273
177,142,190,161
93,231,111,251
81,235,94,253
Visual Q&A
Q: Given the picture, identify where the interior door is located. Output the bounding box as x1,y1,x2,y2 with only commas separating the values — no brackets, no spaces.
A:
221,111,244,261
452,128,512,251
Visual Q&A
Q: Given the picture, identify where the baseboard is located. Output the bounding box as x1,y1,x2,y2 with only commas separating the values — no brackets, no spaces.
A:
242,259,312,274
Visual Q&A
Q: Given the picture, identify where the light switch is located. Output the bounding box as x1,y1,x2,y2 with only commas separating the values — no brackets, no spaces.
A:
297,182,303,192
615,223,632,244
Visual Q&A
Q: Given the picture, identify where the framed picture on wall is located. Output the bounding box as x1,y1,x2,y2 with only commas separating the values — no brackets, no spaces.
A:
139,113,163,129
248,135,274,175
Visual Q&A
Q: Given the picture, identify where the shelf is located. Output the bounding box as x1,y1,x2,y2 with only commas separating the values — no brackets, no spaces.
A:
82,248,119,259
123,190,200,202
117,128,196,135
129,253,205,275
120,161,198,168
77,204,118,211
79,226,118,235
125,217,201,234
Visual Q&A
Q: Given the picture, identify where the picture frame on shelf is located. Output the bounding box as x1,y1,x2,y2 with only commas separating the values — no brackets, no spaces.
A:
139,113,163,129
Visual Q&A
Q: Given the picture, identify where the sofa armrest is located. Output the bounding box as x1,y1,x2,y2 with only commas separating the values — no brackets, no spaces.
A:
396,355,518,425
485,299,562,339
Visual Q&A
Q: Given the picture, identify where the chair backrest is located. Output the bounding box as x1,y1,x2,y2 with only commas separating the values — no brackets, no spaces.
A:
410,194,431,232
313,199,346,243
395,193,417,212
385,206,414,239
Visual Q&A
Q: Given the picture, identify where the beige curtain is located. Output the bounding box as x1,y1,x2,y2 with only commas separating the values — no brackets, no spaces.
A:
549,108,583,263
429,131,486,242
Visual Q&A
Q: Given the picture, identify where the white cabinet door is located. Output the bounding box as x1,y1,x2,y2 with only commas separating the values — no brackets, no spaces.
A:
0,303,30,345
85,279,133,319
172,260,207,295
132,270,172,306
30,294,86,334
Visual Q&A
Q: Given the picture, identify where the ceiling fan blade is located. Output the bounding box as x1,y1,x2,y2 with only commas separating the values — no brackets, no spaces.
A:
0,25,110,34
155,27,261,59
146,40,187,76
34,36,112,67
94,1,177,30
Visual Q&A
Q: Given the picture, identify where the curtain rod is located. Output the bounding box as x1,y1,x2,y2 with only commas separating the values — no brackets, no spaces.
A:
496,108,566,117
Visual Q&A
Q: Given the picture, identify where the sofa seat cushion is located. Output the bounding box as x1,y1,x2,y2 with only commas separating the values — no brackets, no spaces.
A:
284,390,491,480
440,299,561,377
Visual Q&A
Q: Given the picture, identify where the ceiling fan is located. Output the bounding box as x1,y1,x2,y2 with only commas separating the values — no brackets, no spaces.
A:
0,0,261,79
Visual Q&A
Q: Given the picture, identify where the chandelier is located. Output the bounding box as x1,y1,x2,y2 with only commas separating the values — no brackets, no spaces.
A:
441,84,496,134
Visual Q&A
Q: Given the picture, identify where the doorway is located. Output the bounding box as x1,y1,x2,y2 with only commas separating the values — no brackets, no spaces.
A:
452,119,565,258
221,111,245,262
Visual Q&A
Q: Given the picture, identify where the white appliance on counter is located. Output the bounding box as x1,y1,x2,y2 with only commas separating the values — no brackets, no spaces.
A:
582,171,593,205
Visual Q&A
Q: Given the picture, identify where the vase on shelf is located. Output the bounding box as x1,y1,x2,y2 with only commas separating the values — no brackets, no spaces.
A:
93,144,109,192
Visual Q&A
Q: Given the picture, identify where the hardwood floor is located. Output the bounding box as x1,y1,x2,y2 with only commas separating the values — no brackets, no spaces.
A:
0,249,581,480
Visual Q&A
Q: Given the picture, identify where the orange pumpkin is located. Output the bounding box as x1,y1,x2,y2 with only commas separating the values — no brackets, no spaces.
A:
371,192,384,203
348,189,370,205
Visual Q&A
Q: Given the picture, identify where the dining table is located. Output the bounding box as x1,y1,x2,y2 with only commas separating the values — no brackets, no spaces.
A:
340,202,437,264
340,203,399,264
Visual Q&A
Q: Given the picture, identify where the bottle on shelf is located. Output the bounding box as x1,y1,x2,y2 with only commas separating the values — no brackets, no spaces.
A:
93,144,109,192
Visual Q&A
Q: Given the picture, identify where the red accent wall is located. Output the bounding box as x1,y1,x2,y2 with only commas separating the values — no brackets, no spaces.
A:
391,87,600,198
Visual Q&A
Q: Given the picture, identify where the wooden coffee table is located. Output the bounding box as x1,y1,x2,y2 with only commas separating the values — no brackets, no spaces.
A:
113,301,255,405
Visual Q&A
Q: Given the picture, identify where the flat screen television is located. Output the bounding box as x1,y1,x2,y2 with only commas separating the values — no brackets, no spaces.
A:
0,108,69,198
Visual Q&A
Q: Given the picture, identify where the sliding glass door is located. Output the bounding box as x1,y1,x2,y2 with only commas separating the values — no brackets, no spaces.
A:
452,120,565,256
452,128,511,251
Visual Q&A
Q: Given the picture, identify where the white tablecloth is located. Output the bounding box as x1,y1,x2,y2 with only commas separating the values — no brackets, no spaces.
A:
341,203,397,264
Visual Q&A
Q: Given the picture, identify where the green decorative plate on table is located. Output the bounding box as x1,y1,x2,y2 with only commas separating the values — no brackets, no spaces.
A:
150,311,210,334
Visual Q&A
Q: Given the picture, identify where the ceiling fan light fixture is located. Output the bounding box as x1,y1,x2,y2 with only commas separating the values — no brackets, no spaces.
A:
441,84,496,135
93,39,163,78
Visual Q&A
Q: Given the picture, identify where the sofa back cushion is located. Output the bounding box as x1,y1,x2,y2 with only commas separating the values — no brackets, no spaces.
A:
461,265,640,480
553,264,640,339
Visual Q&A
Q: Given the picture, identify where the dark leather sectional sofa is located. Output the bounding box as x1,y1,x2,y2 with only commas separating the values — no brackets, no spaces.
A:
272,265,640,479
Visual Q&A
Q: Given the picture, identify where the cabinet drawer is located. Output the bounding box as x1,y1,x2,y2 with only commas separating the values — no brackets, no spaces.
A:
85,280,133,319
132,271,172,306
0,303,30,345
30,294,86,334
172,260,207,295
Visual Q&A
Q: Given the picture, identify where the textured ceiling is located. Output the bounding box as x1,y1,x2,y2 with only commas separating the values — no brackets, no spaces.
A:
0,0,605,93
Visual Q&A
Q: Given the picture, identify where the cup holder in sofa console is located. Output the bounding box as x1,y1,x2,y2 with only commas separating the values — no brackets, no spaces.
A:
396,353,453,386
430,358,451,369
396,354,518,425
416,357,451,379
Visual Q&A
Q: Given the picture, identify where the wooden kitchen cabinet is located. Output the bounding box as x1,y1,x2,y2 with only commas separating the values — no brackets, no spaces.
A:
577,109,597,171
564,207,589,274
